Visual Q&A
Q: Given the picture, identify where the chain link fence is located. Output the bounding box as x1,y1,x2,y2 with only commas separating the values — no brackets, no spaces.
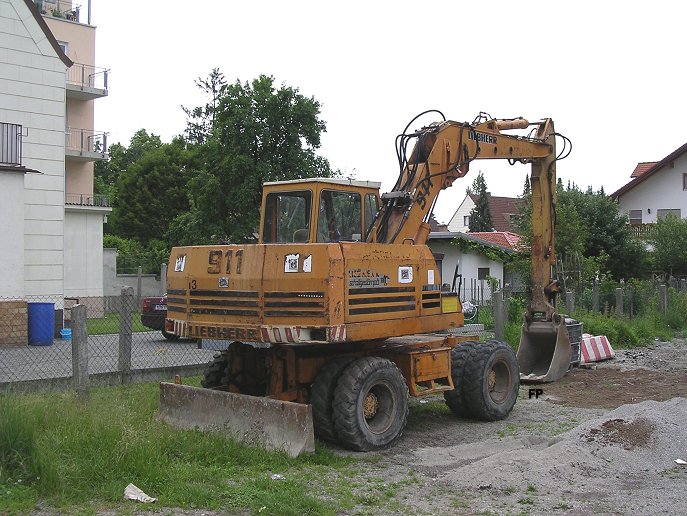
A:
0,288,218,394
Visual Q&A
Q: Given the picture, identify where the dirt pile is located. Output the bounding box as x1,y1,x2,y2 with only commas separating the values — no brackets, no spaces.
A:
410,397,687,515
583,417,655,450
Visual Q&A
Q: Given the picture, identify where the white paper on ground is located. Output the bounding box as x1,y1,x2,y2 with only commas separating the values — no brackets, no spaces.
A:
124,483,157,503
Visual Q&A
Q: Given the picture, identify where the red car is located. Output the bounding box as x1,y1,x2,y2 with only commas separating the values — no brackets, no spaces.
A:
141,294,179,341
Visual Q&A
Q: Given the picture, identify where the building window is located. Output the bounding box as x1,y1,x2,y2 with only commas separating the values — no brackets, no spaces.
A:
463,215,470,227
58,41,68,54
657,209,681,220
477,267,490,280
628,210,642,225
683,173,687,191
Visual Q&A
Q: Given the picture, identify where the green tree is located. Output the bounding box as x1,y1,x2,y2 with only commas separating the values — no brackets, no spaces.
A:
560,186,648,279
179,74,334,243
182,68,227,144
95,130,163,201
513,183,649,281
109,137,193,245
648,214,687,274
468,172,493,232
522,174,530,195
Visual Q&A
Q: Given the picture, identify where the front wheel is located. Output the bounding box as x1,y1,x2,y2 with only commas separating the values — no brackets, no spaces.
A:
161,329,180,341
332,357,409,451
462,340,519,421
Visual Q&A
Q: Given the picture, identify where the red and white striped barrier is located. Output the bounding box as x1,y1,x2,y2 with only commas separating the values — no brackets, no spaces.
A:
580,334,614,364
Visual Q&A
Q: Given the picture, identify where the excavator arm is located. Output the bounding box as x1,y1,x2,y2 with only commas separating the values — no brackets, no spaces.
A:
368,112,570,382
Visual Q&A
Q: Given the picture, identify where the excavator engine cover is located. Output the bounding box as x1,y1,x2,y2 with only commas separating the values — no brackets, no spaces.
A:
517,315,572,383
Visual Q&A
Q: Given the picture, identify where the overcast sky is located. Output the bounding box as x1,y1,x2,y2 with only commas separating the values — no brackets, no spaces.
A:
93,0,684,224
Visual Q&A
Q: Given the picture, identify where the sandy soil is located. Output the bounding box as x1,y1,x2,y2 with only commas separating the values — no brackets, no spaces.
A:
341,338,687,515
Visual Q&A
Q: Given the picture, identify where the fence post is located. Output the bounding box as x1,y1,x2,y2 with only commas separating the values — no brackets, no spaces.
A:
71,304,89,398
658,284,668,313
616,288,624,316
592,280,600,312
565,291,574,315
118,286,134,384
628,286,634,317
160,263,168,295
136,266,143,307
494,290,506,340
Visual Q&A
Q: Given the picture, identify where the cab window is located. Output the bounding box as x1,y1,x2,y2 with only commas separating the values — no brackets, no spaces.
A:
364,193,379,238
262,191,312,243
317,190,362,242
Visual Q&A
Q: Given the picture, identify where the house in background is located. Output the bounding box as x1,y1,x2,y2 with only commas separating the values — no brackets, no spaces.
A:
447,192,523,233
0,0,109,305
611,143,687,234
428,229,523,303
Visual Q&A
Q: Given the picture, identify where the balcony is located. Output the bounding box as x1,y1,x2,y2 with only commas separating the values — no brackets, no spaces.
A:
65,193,110,207
66,63,109,100
65,128,107,161
0,123,22,167
35,1,87,24
630,223,656,239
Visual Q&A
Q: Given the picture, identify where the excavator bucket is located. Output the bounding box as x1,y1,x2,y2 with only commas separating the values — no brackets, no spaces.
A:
517,316,572,383
158,383,315,457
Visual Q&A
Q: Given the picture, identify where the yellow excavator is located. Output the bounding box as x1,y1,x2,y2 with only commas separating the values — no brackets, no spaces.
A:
159,111,572,456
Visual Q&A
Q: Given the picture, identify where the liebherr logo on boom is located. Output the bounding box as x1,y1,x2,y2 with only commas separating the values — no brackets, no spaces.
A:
468,130,497,145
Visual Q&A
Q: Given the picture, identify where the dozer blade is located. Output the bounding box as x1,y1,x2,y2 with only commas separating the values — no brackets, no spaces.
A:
158,383,315,458
517,316,572,383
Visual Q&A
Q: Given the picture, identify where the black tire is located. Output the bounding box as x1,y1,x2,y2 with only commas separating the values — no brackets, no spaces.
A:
443,340,479,417
462,340,519,421
201,351,228,388
161,329,180,341
311,358,354,443
332,357,409,451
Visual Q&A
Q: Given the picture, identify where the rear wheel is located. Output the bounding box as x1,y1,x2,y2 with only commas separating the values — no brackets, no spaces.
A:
311,358,353,443
201,351,228,388
462,340,519,421
444,341,478,417
332,357,408,451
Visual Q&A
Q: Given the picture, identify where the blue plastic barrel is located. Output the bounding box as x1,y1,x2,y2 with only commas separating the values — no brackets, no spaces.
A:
28,302,55,346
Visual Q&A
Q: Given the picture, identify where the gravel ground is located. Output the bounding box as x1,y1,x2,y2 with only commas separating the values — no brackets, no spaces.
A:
336,338,687,515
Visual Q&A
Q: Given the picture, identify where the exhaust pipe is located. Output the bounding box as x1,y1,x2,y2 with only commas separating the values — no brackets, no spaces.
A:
517,314,572,383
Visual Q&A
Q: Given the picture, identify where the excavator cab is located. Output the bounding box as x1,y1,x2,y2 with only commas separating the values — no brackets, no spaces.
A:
260,179,381,244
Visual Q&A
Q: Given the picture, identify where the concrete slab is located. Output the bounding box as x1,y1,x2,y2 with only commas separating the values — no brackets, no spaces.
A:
158,383,315,458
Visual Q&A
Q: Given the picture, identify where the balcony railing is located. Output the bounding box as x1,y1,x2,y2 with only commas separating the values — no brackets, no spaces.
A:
67,63,109,91
66,128,107,156
65,193,110,207
35,1,83,23
0,123,22,166
630,223,656,239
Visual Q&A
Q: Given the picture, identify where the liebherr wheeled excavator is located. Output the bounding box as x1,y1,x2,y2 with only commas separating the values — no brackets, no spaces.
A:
159,112,572,456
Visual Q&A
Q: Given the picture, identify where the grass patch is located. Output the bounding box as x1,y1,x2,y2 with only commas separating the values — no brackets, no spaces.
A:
0,381,359,514
86,312,149,335
576,311,675,348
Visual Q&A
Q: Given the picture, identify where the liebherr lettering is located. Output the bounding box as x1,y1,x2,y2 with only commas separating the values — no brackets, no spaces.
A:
187,324,259,341
468,130,497,145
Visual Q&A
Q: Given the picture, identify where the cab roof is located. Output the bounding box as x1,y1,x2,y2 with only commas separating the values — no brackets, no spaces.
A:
263,178,381,189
